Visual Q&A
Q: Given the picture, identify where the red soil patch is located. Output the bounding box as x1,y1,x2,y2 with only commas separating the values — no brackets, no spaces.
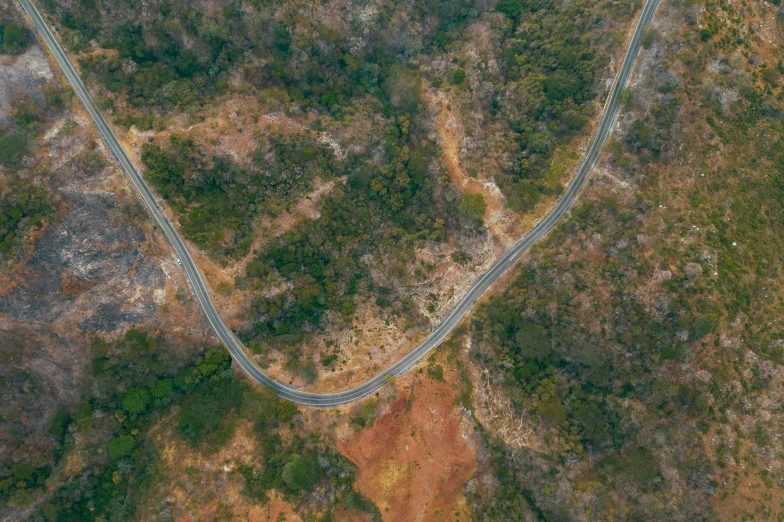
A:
337,375,476,521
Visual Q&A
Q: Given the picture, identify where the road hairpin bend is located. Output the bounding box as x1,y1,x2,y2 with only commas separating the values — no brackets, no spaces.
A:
20,0,660,405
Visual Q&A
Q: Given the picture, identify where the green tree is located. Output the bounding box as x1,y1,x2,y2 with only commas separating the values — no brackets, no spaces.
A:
0,132,29,168
177,378,244,445
44,85,69,109
13,100,44,131
515,321,552,362
544,70,582,101
107,435,135,460
642,29,658,50
122,387,151,414
47,411,71,443
151,378,173,399
460,193,487,224
0,22,29,54
618,447,659,486
538,396,567,426
496,0,523,18
427,364,445,382
0,175,50,254
276,402,298,423
282,454,323,491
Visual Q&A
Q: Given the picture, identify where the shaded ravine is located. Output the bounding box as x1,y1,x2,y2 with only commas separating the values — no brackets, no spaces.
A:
20,0,660,406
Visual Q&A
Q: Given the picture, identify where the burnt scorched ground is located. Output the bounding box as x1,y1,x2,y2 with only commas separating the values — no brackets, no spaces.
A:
0,23,212,509
0,180,205,481
0,189,161,327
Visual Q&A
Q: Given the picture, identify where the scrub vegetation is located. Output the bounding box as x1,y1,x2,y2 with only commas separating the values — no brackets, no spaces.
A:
5,0,784,519
466,0,784,519
0,51,56,262
3,331,378,521
0,20,29,55
36,0,642,374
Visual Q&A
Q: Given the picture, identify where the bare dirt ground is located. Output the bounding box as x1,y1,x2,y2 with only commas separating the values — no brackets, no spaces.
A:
337,371,476,521
0,111,208,343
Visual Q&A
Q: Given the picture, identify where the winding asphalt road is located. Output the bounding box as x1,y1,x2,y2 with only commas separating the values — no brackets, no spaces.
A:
20,0,659,406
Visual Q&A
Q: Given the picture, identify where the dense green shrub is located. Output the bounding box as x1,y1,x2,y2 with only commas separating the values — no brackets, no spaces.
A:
282,454,324,491
478,0,639,213
177,376,244,446
142,133,337,260
121,387,151,414
107,435,135,460
460,193,487,225
0,131,29,168
18,331,378,520
0,21,29,55
244,112,457,343
0,173,51,256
